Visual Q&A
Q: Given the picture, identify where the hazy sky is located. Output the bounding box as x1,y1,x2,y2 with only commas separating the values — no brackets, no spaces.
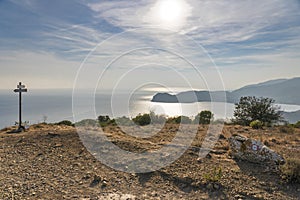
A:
1,0,300,91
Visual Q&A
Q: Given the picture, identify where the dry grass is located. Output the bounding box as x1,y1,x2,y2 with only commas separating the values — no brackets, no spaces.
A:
281,158,300,183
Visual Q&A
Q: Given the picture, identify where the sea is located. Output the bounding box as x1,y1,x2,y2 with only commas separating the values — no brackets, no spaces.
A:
1,89,300,129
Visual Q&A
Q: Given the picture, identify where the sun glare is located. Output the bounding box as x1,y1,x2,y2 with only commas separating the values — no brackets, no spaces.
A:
147,0,191,30
159,0,182,22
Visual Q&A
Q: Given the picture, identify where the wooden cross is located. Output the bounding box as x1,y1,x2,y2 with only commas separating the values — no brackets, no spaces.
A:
14,82,27,132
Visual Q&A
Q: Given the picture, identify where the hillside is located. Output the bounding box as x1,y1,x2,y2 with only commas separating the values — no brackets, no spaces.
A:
151,77,300,105
283,110,300,124
1,124,299,199
232,77,300,105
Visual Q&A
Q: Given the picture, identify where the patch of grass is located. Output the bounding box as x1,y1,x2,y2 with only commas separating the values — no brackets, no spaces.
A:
203,166,222,183
279,125,294,134
292,121,300,129
281,158,300,183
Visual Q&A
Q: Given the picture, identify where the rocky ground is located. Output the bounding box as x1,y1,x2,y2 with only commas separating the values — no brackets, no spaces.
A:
0,123,299,200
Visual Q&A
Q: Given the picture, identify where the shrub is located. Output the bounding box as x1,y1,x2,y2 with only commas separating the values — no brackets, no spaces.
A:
203,166,222,183
167,116,181,124
294,121,300,128
194,110,213,124
167,116,192,124
250,120,264,129
233,96,282,126
281,158,300,183
98,115,110,123
98,115,116,127
56,120,73,126
132,113,151,126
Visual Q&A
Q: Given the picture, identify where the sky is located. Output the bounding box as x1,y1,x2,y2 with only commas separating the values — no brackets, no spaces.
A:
1,0,300,91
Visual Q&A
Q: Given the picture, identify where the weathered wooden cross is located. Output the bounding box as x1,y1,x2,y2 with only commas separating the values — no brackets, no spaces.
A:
14,82,27,132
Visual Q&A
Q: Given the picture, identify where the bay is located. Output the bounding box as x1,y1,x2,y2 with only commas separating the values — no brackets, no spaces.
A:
0,89,299,128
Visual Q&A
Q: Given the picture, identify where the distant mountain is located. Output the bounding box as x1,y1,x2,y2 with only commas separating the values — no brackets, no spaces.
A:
282,110,300,124
231,77,300,105
151,77,300,105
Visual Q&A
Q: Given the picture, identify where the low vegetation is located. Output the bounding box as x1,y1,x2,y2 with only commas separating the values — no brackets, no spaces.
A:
250,120,264,129
194,110,213,124
281,158,300,183
279,125,294,134
95,110,214,127
203,166,223,183
55,120,74,126
291,121,300,128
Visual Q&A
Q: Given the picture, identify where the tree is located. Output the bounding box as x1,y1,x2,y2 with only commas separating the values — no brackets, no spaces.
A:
194,110,213,124
98,115,115,127
98,115,111,123
132,113,151,126
233,96,282,126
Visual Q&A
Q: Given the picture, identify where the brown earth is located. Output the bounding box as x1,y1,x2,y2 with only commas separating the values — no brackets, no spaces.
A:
0,123,299,200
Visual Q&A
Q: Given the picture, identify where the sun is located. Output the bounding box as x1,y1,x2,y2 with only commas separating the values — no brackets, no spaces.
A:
158,0,183,22
146,0,191,30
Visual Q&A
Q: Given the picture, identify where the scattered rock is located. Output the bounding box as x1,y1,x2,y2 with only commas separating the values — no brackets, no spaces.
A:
219,134,226,140
206,183,213,190
102,179,108,188
228,135,285,165
90,175,101,187
205,153,212,159
53,143,63,148
213,183,221,190
48,132,59,137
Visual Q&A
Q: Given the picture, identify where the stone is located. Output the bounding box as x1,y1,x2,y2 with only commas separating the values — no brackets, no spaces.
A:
219,134,226,140
89,175,101,187
213,183,220,190
228,135,285,165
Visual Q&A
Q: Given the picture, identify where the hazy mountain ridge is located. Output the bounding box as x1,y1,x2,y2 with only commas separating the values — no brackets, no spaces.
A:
232,77,300,105
151,77,300,105
282,110,300,124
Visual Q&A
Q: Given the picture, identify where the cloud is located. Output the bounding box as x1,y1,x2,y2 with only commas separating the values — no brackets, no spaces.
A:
0,0,299,90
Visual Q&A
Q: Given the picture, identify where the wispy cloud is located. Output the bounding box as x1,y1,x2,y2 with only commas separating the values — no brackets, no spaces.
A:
0,0,299,89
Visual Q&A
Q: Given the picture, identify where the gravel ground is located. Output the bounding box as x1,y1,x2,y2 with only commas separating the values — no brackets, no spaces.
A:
0,124,299,199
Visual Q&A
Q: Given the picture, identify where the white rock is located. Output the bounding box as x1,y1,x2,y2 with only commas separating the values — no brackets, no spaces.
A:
228,135,285,165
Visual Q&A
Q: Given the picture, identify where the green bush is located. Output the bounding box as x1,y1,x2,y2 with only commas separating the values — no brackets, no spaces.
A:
56,120,73,126
194,110,213,124
281,158,300,183
294,121,300,128
98,115,116,127
167,116,192,124
132,113,151,126
250,120,264,129
203,166,222,183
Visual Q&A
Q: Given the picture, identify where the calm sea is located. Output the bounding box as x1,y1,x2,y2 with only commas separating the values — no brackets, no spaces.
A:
1,89,300,129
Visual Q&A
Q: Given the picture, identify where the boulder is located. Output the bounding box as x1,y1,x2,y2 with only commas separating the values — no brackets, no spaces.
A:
228,135,285,165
